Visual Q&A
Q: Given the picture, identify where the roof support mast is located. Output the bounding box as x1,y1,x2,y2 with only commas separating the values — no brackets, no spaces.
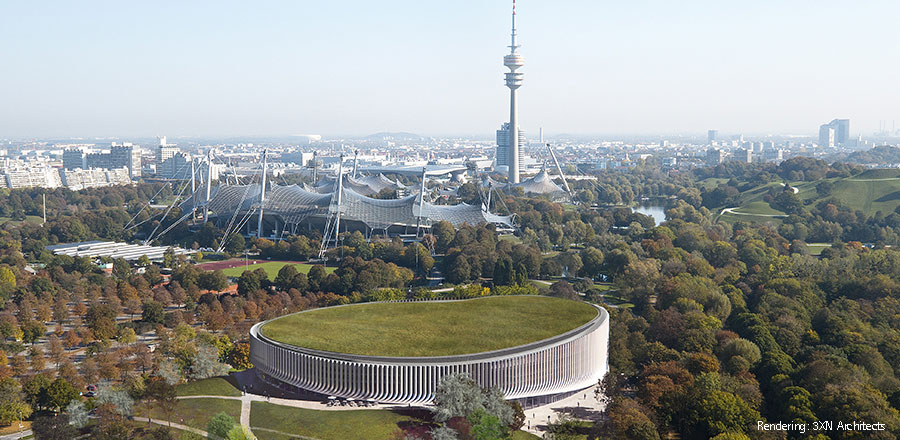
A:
548,143,574,201
204,150,213,223
257,149,268,239
416,167,426,237
334,154,344,246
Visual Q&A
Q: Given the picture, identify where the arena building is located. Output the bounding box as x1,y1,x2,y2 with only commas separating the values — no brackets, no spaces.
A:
249,296,609,408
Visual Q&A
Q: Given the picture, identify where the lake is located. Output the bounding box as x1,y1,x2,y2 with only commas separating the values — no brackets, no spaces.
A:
633,205,667,226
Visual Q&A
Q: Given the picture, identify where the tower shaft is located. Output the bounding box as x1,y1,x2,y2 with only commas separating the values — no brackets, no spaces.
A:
509,90,519,183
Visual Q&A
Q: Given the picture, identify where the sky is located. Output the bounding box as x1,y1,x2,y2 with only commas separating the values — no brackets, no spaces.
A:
1,1,898,139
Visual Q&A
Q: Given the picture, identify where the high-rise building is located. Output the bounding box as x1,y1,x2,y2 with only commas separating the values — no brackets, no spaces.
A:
706,148,726,166
109,144,141,178
157,145,179,165
707,129,718,144
62,148,87,170
819,125,835,148
819,119,850,147
496,122,526,168
502,0,524,183
65,143,140,179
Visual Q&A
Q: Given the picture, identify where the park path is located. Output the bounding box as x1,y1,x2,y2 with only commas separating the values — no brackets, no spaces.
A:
0,430,31,440
250,427,320,440
719,207,786,218
133,417,207,437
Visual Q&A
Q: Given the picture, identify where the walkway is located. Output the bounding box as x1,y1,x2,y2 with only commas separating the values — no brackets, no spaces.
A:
522,385,606,436
133,417,208,437
719,207,786,218
178,394,400,412
0,430,31,440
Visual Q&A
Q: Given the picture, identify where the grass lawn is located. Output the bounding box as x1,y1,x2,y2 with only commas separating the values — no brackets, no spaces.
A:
0,421,30,436
499,235,522,244
220,261,335,279
176,376,242,397
133,398,241,431
730,201,786,216
261,296,598,357
807,243,831,256
599,293,634,309
250,402,422,440
0,215,42,225
511,431,542,439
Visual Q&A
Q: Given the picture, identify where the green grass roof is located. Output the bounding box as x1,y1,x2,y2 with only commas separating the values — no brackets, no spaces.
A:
260,296,598,357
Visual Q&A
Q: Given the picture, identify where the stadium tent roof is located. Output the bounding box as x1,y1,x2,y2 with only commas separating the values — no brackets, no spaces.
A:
511,169,567,196
481,170,567,198
309,174,406,196
198,183,513,230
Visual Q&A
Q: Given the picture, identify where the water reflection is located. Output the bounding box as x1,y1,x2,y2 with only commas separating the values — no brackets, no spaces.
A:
633,205,667,226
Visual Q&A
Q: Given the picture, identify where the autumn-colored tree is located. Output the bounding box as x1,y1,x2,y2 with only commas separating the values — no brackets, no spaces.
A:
48,334,66,368
227,342,253,370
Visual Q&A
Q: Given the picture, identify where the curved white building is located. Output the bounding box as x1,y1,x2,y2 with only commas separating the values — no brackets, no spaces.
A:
249,300,609,408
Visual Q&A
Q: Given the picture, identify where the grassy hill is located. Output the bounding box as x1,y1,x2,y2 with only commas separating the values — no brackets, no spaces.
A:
715,169,900,223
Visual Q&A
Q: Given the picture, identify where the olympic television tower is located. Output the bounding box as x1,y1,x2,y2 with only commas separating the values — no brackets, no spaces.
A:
504,0,524,184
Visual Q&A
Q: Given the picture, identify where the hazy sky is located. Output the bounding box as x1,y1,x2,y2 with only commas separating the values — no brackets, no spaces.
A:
2,1,898,139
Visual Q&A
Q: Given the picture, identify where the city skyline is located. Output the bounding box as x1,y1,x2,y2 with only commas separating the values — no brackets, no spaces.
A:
2,1,899,139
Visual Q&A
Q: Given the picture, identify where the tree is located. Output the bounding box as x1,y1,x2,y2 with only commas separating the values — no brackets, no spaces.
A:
23,374,51,410
468,408,509,440
207,412,236,440
274,265,298,291
32,414,76,440
46,378,79,412
226,425,257,440
158,359,182,386
96,383,134,416
137,255,152,268
66,400,89,429
224,233,245,255
579,247,605,279
199,271,229,292
227,342,253,370
237,271,261,297
549,280,578,301
446,256,471,284
112,258,131,279
432,221,455,254
0,267,15,294
433,373,484,422
117,327,137,345
48,334,66,368
190,343,230,380
141,300,166,324
21,319,46,344
86,304,118,341
145,378,176,428
0,378,32,427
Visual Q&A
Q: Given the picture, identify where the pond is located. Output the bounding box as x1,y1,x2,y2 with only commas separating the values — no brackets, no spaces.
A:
633,204,667,226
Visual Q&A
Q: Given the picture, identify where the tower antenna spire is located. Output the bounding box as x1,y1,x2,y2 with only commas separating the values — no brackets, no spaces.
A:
510,0,518,52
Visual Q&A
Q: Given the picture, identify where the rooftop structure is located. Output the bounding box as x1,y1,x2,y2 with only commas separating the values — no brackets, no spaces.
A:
250,296,609,407
46,240,194,262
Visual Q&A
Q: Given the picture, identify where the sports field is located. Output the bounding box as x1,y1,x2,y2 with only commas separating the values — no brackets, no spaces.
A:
199,260,335,279
260,295,598,357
